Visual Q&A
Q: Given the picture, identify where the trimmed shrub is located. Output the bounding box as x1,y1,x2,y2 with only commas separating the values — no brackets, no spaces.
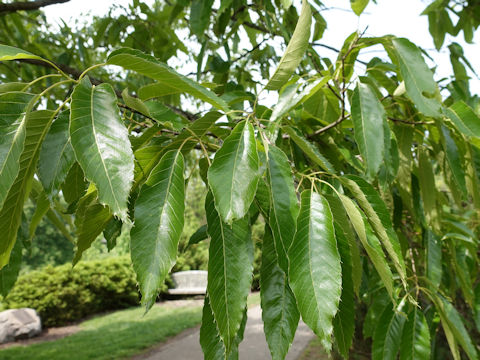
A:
2,257,149,327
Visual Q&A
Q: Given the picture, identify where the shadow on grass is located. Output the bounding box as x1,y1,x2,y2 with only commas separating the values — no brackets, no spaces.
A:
0,305,202,360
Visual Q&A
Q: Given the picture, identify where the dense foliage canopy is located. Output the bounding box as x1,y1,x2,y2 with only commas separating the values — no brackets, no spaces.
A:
0,0,479,358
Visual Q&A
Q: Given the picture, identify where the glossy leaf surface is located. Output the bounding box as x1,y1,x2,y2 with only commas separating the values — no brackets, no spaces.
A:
205,191,253,354
208,121,259,224
265,0,312,90
70,77,134,221
351,82,385,178
131,150,185,310
288,190,341,352
261,225,299,360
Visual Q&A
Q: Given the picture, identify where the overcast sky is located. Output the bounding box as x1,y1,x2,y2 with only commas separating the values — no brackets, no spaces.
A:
43,0,480,94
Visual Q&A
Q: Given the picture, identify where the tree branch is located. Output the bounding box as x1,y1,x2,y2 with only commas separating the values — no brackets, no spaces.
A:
0,0,70,15
15,58,198,121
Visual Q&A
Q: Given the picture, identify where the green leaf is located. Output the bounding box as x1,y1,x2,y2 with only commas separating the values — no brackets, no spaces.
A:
267,145,299,273
417,147,438,228
137,83,182,101
121,88,151,118
62,162,88,204
372,304,407,360
107,48,229,112
351,83,385,178
208,121,259,224
73,190,112,264
400,308,431,360
205,191,253,354
445,101,480,139
28,182,50,240
283,126,335,173
390,38,441,117
342,175,406,287
134,111,222,185
270,77,330,122
0,110,54,268
200,296,247,360
429,293,478,360
200,296,226,360
350,0,369,15
131,150,185,310
38,110,75,198
103,218,123,252
0,44,45,62
425,230,442,289
441,125,467,196
0,232,22,297
0,91,34,210
288,190,342,352
70,77,134,221
325,194,356,357
338,194,395,299
261,224,299,360
265,0,312,90
188,224,208,247
190,0,214,38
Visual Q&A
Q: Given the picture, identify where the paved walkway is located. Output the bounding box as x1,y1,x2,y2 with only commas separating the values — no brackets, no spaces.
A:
136,305,315,360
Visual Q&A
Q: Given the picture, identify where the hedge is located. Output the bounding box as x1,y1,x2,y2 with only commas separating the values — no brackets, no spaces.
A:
1,257,151,327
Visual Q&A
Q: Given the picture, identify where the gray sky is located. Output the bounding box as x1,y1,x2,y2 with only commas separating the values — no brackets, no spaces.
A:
43,0,479,94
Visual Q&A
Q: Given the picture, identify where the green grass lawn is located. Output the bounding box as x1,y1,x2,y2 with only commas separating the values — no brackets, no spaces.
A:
0,293,261,360
0,303,202,360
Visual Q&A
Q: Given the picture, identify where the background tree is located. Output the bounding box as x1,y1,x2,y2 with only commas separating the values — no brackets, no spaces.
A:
0,0,479,359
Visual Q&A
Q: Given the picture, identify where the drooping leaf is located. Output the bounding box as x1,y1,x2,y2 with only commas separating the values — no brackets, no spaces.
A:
441,125,467,196
351,82,385,178
208,120,259,224
325,194,356,357
73,190,112,264
261,224,299,360
200,295,247,360
0,91,34,210
350,0,369,15
339,193,395,299
103,218,123,251
342,175,406,287
417,147,438,228
190,0,214,38
390,38,441,117
70,77,134,221
0,231,22,297
28,183,50,241
283,126,335,172
372,304,407,360
62,162,88,205
267,145,299,273
0,110,54,268
429,293,478,360
288,190,342,352
107,48,229,111
188,224,208,247
131,150,185,310
38,110,75,198
445,101,480,139
425,229,442,289
205,191,253,354
265,0,312,90
400,308,431,360
200,296,226,360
